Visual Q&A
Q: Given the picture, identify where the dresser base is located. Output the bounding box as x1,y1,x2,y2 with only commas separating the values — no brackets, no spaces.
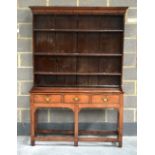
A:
30,87,123,147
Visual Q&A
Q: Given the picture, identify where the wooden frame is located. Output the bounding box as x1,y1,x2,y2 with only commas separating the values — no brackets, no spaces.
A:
29,6,127,147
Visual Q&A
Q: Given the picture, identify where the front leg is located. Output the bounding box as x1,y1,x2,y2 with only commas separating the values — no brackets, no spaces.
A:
74,106,79,146
30,107,36,146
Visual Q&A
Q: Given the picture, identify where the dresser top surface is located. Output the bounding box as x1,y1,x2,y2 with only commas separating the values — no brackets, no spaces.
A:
30,87,123,93
29,6,128,15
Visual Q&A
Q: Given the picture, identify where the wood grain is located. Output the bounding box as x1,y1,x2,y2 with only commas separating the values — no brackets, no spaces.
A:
30,6,127,147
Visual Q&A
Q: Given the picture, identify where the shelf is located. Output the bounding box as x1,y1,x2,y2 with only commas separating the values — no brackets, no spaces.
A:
31,87,122,92
34,53,122,57
33,29,123,33
34,72,121,76
35,85,120,88
32,8,124,88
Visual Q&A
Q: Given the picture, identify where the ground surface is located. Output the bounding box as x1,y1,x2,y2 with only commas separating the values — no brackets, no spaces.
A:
17,136,137,155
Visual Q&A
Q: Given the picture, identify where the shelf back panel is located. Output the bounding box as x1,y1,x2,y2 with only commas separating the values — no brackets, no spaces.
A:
34,75,121,87
78,15,123,30
31,7,126,88
34,15,55,29
34,56,121,73
34,32,76,53
34,32,123,54
33,15,123,30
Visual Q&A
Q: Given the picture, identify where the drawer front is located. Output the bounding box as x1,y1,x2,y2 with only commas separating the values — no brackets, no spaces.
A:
92,95,119,104
33,95,62,103
64,94,89,104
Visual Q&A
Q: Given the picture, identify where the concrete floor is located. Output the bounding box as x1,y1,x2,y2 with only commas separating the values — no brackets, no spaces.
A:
17,136,137,155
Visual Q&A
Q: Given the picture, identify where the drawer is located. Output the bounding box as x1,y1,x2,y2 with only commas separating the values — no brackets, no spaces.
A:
92,95,119,104
33,95,62,103
64,94,89,104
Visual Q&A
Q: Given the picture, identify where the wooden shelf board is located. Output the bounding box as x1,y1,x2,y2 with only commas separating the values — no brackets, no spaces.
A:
30,86,123,93
34,72,121,76
34,85,120,88
30,6,128,15
33,28,123,32
34,53,122,57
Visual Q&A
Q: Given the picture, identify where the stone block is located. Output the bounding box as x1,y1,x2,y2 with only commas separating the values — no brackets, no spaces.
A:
106,110,118,123
79,0,107,6
17,96,29,108
50,109,74,123
20,53,33,67
124,53,136,66
50,0,76,6
79,109,106,123
124,39,137,53
17,39,32,52
21,110,30,122
21,81,33,95
123,68,137,80
125,23,137,38
124,96,137,108
19,24,32,38
109,0,137,7
17,9,32,23
123,82,135,95
18,0,46,8
17,68,33,80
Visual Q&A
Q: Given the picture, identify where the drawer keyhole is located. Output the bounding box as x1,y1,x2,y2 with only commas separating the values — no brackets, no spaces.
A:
102,97,108,102
73,97,80,102
45,96,50,103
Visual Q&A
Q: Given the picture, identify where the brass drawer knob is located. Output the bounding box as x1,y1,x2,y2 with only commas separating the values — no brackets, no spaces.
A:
73,97,80,102
45,96,50,103
102,97,108,102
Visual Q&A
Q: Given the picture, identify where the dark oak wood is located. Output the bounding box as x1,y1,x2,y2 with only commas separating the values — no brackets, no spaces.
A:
33,29,124,32
30,6,127,15
74,105,79,146
34,53,123,56
118,94,124,147
37,129,118,135
29,6,127,147
79,137,118,142
30,87,123,93
34,72,121,76
35,136,74,141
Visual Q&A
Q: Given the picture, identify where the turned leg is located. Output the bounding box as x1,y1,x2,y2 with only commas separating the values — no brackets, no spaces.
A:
30,108,36,146
35,110,38,135
118,95,123,147
118,140,122,147
74,106,79,146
